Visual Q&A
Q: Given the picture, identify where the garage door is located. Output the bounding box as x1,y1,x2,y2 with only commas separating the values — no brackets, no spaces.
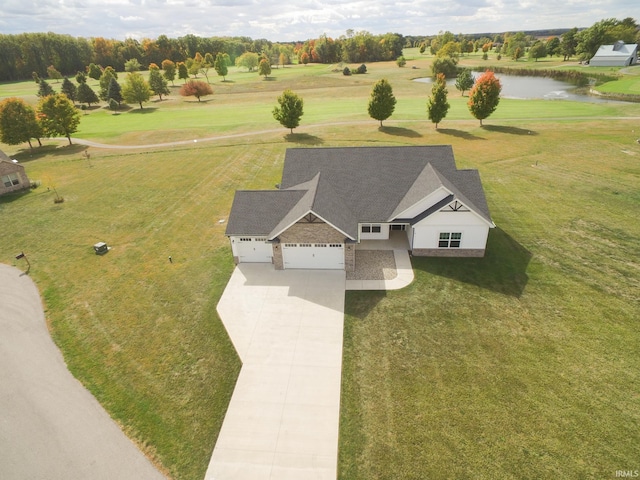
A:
282,243,344,270
236,237,273,263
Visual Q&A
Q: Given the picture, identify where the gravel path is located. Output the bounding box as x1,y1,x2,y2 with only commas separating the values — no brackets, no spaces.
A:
346,250,397,281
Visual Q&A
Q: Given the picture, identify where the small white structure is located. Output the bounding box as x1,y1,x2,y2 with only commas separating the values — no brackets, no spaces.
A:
590,41,638,67
226,146,495,271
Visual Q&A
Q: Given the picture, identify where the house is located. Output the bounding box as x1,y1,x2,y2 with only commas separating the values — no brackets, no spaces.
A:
0,149,30,196
589,41,638,67
225,145,495,271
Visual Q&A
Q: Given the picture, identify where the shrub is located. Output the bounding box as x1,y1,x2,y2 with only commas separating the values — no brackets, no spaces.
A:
343,67,351,76
355,64,367,74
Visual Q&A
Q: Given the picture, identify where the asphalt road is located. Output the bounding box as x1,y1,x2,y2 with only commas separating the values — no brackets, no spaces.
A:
0,264,165,480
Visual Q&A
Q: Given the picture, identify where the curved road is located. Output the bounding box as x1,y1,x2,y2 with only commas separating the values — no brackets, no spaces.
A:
0,264,165,480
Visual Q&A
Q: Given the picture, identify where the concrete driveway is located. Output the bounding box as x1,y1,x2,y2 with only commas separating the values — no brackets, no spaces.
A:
0,264,164,480
205,264,346,480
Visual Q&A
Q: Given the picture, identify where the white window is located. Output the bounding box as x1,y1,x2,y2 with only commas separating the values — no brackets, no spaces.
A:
361,224,381,233
2,173,20,188
439,232,462,248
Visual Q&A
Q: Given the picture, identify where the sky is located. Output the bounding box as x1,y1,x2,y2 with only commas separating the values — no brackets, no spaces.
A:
1,0,636,42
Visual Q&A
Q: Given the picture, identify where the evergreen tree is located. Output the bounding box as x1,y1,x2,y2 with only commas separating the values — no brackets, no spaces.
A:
455,69,474,96
178,62,189,83
99,67,117,101
367,78,396,127
148,67,170,100
37,93,81,145
37,79,55,97
0,97,42,149
426,73,450,129
214,53,228,81
87,63,102,80
75,71,87,84
272,89,304,134
47,65,62,82
107,77,123,105
76,82,99,106
467,70,502,126
61,77,77,103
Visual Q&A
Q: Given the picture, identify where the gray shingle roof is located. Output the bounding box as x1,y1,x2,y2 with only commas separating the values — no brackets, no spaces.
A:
226,145,493,238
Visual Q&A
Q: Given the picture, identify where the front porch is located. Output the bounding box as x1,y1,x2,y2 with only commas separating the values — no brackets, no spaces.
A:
346,231,414,290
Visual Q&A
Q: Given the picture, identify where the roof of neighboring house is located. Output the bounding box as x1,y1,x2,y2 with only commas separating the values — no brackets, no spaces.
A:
225,145,493,239
592,42,638,59
0,150,25,173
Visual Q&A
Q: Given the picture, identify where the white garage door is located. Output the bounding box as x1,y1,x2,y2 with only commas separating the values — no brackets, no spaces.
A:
282,243,344,269
236,237,273,263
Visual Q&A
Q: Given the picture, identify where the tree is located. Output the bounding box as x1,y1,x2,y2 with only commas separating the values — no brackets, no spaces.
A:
75,71,87,84
528,41,547,61
61,77,77,103
368,78,396,127
396,56,406,67
513,46,524,61
300,52,309,65
107,77,123,105
235,52,259,71
124,58,141,72
99,67,117,101
47,65,62,82
201,53,214,83
467,70,502,126
37,79,55,97
546,37,561,57
121,72,151,109
214,53,228,81
148,67,170,100
560,28,578,61
455,69,474,96
0,97,42,149
178,62,189,83
76,82,99,106
36,93,81,145
87,63,102,80
272,89,304,133
162,59,176,85
258,58,271,78
431,56,458,78
426,73,450,129
179,80,213,102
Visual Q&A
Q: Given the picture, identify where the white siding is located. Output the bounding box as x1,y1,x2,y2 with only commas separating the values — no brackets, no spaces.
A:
412,211,489,250
359,223,389,240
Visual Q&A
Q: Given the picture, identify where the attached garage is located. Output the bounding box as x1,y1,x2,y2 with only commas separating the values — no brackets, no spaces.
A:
282,243,344,269
232,237,273,263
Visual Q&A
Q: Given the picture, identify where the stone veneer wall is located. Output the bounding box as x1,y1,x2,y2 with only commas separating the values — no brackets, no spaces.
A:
0,162,30,195
412,248,485,258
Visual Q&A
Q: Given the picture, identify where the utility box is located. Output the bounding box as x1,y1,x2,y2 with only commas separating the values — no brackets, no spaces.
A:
94,242,109,255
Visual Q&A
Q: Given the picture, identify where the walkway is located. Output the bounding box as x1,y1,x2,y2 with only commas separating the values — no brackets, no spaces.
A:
206,264,346,480
0,264,164,480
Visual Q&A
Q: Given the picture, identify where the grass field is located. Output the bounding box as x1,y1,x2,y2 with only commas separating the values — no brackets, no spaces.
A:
1,55,640,479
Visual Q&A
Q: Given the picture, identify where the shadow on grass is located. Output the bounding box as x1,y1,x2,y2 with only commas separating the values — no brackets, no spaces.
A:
379,126,422,138
413,227,532,297
129,106,159,113
437,128,485,140
263,77,277,81
12,143,89,162
482,125,538,136
344,290,388,319
285,133,324,145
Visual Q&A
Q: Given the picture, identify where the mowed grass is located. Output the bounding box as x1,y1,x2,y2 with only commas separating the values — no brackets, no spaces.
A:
339,120,640,479
1,59,640,479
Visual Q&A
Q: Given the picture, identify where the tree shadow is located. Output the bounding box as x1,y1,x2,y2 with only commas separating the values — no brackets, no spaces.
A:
262,77,277,81
437,128,485,140
344,290,388,319
379,126,422,138
285,133,324,145
412,227,532,298
128,106,159,113
12,143,89,162
482,125,538,136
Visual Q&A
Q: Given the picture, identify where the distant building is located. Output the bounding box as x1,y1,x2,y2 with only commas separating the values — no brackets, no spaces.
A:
0,149,30,196
590,41,638,67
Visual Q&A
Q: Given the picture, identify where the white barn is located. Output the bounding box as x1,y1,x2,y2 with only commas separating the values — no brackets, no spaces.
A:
590,41,638,67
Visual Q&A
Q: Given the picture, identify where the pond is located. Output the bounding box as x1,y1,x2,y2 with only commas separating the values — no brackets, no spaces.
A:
414,74,615,103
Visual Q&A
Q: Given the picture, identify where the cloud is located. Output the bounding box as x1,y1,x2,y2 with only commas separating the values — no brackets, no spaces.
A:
0,0,636,40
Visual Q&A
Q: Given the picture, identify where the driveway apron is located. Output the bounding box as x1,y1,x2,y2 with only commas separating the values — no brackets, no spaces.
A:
206,264,346,480
0,264,164,480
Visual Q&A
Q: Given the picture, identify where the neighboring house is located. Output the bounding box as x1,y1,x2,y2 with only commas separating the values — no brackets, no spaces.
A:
0,149,30,196
589,41,638,67
225,145,495,271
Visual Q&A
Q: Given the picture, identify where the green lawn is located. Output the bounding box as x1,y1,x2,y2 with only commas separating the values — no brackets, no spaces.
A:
1,60,639,479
